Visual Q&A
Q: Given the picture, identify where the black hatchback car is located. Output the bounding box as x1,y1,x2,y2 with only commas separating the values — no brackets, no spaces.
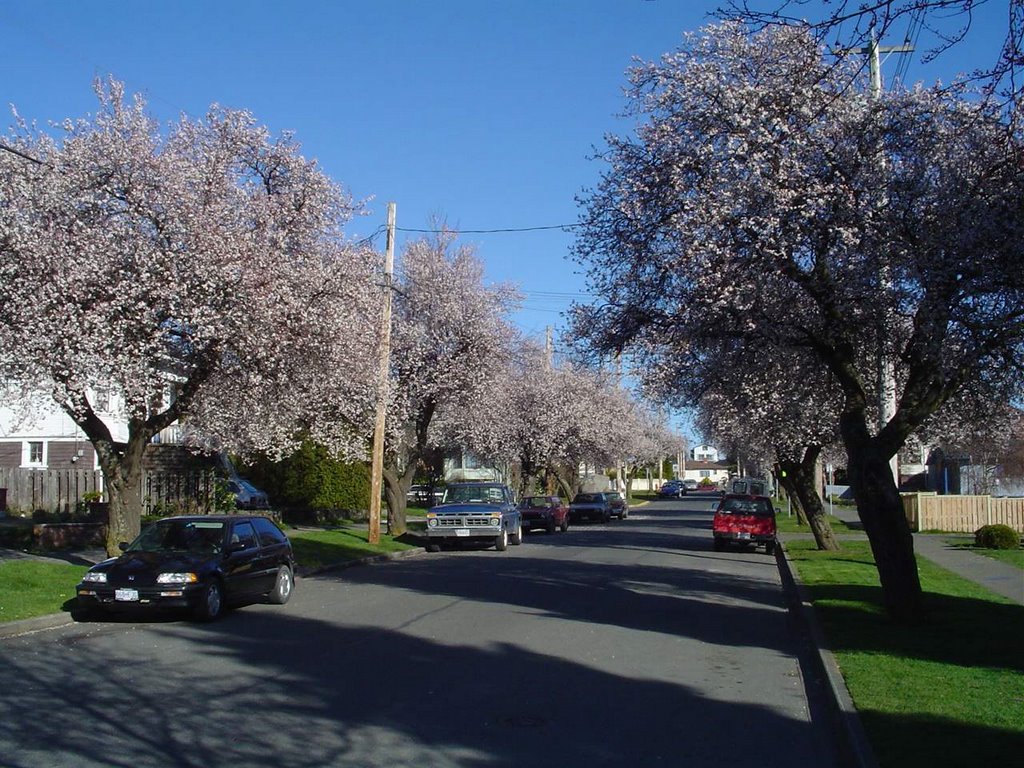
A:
75,515,295,622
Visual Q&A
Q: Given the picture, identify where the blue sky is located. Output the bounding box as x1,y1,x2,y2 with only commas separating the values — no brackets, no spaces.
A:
1,1,1010,440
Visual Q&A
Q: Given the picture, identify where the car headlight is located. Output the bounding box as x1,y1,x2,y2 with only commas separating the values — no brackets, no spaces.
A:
157,572,198,584
82,571,107,583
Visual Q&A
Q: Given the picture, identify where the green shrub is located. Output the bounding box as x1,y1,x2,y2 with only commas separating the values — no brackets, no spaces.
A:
242,440,370,522
974,524,1021,550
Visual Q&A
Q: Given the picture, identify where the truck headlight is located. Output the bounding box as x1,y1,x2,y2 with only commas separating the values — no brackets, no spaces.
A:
82,572,107,583
490,517,500,527
427,517,439,528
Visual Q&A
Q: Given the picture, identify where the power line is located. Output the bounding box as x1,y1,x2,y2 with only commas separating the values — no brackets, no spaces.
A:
396,223,581,235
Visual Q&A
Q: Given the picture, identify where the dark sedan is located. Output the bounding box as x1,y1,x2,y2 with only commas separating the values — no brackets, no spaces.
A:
606,491,629,519
568,492,612,523
75,515,295,622
518,495,570,533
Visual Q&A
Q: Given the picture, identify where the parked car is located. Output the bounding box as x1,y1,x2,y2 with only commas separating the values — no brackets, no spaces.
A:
74,515,295,621
424,482,522,552
518,495,570,533
683,479,699,492
712,494,777,555
606,491,629,519
227,478,270,509
657,481,684,499
568,492,612,523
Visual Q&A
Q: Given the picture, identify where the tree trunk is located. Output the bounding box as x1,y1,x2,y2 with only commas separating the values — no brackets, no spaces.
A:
777,470,807,525
96,433,148,557
782,448,840,552
382,463,417,537
842,420,923,619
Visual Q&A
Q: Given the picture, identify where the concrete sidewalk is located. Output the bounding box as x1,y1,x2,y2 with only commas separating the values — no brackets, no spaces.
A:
912,533,1023,605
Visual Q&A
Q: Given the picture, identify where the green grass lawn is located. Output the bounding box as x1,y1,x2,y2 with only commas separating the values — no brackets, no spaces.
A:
786,539,1024,767
0,560,88,623
287,526,418,570
774,512,854,534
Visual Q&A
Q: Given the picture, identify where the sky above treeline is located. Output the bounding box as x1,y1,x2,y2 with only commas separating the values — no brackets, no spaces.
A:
2,1,1010,440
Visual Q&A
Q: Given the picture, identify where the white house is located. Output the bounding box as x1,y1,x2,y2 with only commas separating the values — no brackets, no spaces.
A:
0,388,126,472
691,444,720,462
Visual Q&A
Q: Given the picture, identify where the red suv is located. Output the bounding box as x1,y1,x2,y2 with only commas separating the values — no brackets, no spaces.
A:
712,494,777,555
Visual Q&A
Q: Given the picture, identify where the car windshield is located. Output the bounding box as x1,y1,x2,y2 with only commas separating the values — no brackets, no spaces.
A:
719,499,773,517
572,494,602,503
608,493,623,501
444,485,505,504
128,520,226,554
520,497,551,509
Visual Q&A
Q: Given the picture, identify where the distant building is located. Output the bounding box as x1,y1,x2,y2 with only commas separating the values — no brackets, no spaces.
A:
691,444,719,462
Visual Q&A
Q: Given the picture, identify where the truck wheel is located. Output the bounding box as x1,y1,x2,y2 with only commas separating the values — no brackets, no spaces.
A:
425,543,441,553
713,538,725,552
511,521,523,545
495,527,508,551
765,540,777,556
560,517,569,532
546,517,557,534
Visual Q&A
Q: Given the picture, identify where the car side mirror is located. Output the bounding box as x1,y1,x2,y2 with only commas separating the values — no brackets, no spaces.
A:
118,542,129,552
225,541,250,554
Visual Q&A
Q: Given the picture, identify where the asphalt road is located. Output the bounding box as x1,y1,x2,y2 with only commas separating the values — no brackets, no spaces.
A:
0,496,841,768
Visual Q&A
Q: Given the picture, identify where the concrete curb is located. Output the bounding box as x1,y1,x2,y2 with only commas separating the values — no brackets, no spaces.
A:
776,544,880,768
1,546,429,640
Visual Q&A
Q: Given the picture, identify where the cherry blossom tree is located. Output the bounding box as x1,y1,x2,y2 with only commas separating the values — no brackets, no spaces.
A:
0,80,377,554
571,23,1023,617
379,230,520,535
449,338,685,500
720,0,1022,124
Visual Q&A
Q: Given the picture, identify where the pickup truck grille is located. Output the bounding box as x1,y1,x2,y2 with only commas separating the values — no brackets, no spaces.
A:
437,516,493,527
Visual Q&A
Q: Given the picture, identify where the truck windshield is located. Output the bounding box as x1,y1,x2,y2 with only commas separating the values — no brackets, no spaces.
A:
444,485,504,504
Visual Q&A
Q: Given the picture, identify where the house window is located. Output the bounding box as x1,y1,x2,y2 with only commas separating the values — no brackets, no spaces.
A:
26,441,44,467
94,388,110,412
699,470,710,478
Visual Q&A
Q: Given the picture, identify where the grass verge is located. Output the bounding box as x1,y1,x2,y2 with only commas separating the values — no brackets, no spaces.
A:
278,526,418,571
786,539,1024,767
775,512,854,535
0,560,88,623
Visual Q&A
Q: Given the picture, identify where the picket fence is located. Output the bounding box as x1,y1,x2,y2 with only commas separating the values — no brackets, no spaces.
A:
0,467,218,516
902,492,1024,533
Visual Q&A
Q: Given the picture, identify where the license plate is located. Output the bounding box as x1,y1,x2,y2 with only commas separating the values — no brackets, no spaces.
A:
455,529,471,537
115,588,139,601
738,532,751,540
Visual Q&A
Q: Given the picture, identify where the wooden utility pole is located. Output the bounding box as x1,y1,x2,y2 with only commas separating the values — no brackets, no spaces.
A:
368,202,396,545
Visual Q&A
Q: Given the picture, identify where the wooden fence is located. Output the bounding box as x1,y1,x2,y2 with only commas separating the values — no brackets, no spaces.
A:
0,467,218,516
902,493,1024,533
0,468,102,515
